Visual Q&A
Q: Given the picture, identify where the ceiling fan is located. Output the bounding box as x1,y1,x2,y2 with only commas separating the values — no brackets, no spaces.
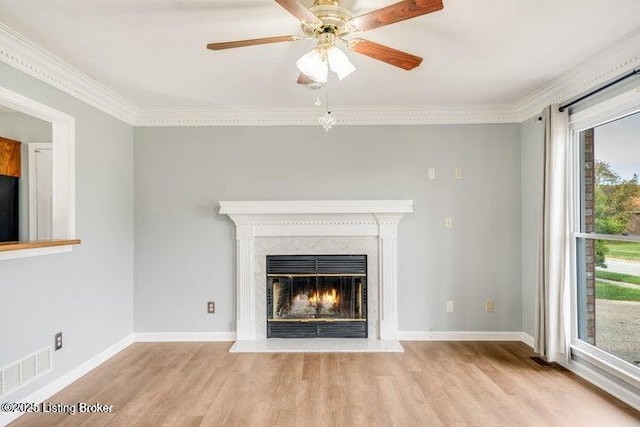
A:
207,0,444,87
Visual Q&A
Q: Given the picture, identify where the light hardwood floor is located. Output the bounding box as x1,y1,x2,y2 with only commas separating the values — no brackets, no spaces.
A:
10,341,640,426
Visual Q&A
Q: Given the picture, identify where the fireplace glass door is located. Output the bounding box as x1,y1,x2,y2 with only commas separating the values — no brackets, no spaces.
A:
266,255,367,338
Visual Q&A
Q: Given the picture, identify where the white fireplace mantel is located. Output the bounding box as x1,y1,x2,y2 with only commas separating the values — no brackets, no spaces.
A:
219,200,413,343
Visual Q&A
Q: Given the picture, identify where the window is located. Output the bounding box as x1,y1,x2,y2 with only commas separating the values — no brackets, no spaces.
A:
0,85,76,260
572,89,640,386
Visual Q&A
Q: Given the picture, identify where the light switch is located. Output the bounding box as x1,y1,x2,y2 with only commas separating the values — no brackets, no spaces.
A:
446,300,454,312
445,217,453,228
455,168,463,179
428,168,436,180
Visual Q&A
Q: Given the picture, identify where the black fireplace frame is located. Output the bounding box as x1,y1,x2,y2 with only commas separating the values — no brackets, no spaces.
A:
266,254,368,338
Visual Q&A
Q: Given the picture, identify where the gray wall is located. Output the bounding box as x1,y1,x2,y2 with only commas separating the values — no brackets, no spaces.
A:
134,124,522,334
0,111,52,241
0,62,134,403
520,115,545,337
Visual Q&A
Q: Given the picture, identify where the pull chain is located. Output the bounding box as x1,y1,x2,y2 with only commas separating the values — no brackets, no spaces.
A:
319,80,336,132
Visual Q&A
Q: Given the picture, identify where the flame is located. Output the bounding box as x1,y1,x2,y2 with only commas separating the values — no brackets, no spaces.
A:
308,288,340,307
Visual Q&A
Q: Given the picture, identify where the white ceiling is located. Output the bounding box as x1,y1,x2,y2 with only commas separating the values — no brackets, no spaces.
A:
0,0,639,114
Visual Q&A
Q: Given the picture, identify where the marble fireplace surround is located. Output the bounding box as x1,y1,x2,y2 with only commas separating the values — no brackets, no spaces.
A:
219,200,413,352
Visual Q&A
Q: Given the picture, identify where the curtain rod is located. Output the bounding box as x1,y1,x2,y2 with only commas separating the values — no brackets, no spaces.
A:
558,68,640,112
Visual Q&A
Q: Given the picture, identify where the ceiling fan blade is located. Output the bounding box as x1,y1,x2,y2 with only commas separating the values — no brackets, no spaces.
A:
274,0,321,24
348,0,443,32
297,73,316,85
296,73,324,89
348,38,423,70
207,35,298,50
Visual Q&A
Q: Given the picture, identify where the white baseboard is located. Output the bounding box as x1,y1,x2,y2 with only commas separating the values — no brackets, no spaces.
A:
398,330,531,343
0,334,134,427
134,332,236,342
135,331,529,345
520,332,535,348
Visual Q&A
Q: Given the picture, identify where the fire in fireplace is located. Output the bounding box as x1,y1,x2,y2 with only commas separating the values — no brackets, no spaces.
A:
266,255,367,338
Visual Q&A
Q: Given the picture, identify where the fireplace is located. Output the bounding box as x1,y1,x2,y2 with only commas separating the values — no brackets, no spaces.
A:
219,200,413,349
267,255,367,338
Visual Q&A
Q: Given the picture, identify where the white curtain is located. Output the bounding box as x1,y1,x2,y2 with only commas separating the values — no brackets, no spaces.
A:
534,105,572,363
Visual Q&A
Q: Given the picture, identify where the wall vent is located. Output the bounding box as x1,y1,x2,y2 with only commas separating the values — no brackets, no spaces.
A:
0,346,52,397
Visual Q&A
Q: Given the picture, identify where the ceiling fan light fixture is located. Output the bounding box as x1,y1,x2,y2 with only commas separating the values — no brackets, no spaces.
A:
296,48,328,83
208,0,441,85
327,46,355,80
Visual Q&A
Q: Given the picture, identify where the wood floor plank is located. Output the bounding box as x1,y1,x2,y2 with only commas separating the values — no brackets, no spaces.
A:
8,341,640,427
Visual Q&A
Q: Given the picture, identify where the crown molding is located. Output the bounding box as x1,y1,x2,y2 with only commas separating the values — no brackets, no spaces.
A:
0,22,137,125
515,30,640,122
0,21,638,127
134,105,520,126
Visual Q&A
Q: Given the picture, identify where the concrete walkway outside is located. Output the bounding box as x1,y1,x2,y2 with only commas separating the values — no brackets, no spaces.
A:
602,258,640,275
596,299,640,366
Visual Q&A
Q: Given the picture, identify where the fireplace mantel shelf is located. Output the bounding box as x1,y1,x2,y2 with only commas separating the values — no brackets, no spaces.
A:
219,200,414,348
219,200,414,216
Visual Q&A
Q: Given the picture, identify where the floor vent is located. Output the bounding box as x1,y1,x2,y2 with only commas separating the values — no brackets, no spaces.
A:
530,356,551,366
529,356,563,369
0,346,52,397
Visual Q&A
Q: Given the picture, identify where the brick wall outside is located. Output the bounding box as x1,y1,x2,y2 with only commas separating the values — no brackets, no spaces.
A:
583,128,596,345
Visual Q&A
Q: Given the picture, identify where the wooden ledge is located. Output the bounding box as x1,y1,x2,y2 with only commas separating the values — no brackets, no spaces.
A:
0,239,81,252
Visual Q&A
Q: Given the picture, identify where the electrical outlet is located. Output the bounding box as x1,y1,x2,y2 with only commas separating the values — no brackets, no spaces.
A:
207,301,215,314
485,299,494,313
445,217,453,228
446,300,454,312
427,168,436,180
455,167,463,179
54,332,62,351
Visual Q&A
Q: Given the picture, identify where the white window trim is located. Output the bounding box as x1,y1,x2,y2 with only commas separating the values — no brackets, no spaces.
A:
0,86,76,260
569,86,640,131
568,86,640,397
574,232,640,242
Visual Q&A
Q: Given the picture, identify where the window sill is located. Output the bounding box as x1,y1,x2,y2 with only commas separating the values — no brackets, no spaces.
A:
571,340,640,390
569,341,640,410
0,239,81,260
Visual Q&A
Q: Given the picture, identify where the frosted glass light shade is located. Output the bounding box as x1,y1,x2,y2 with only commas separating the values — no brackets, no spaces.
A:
327,46,355,80
296,49,328,83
